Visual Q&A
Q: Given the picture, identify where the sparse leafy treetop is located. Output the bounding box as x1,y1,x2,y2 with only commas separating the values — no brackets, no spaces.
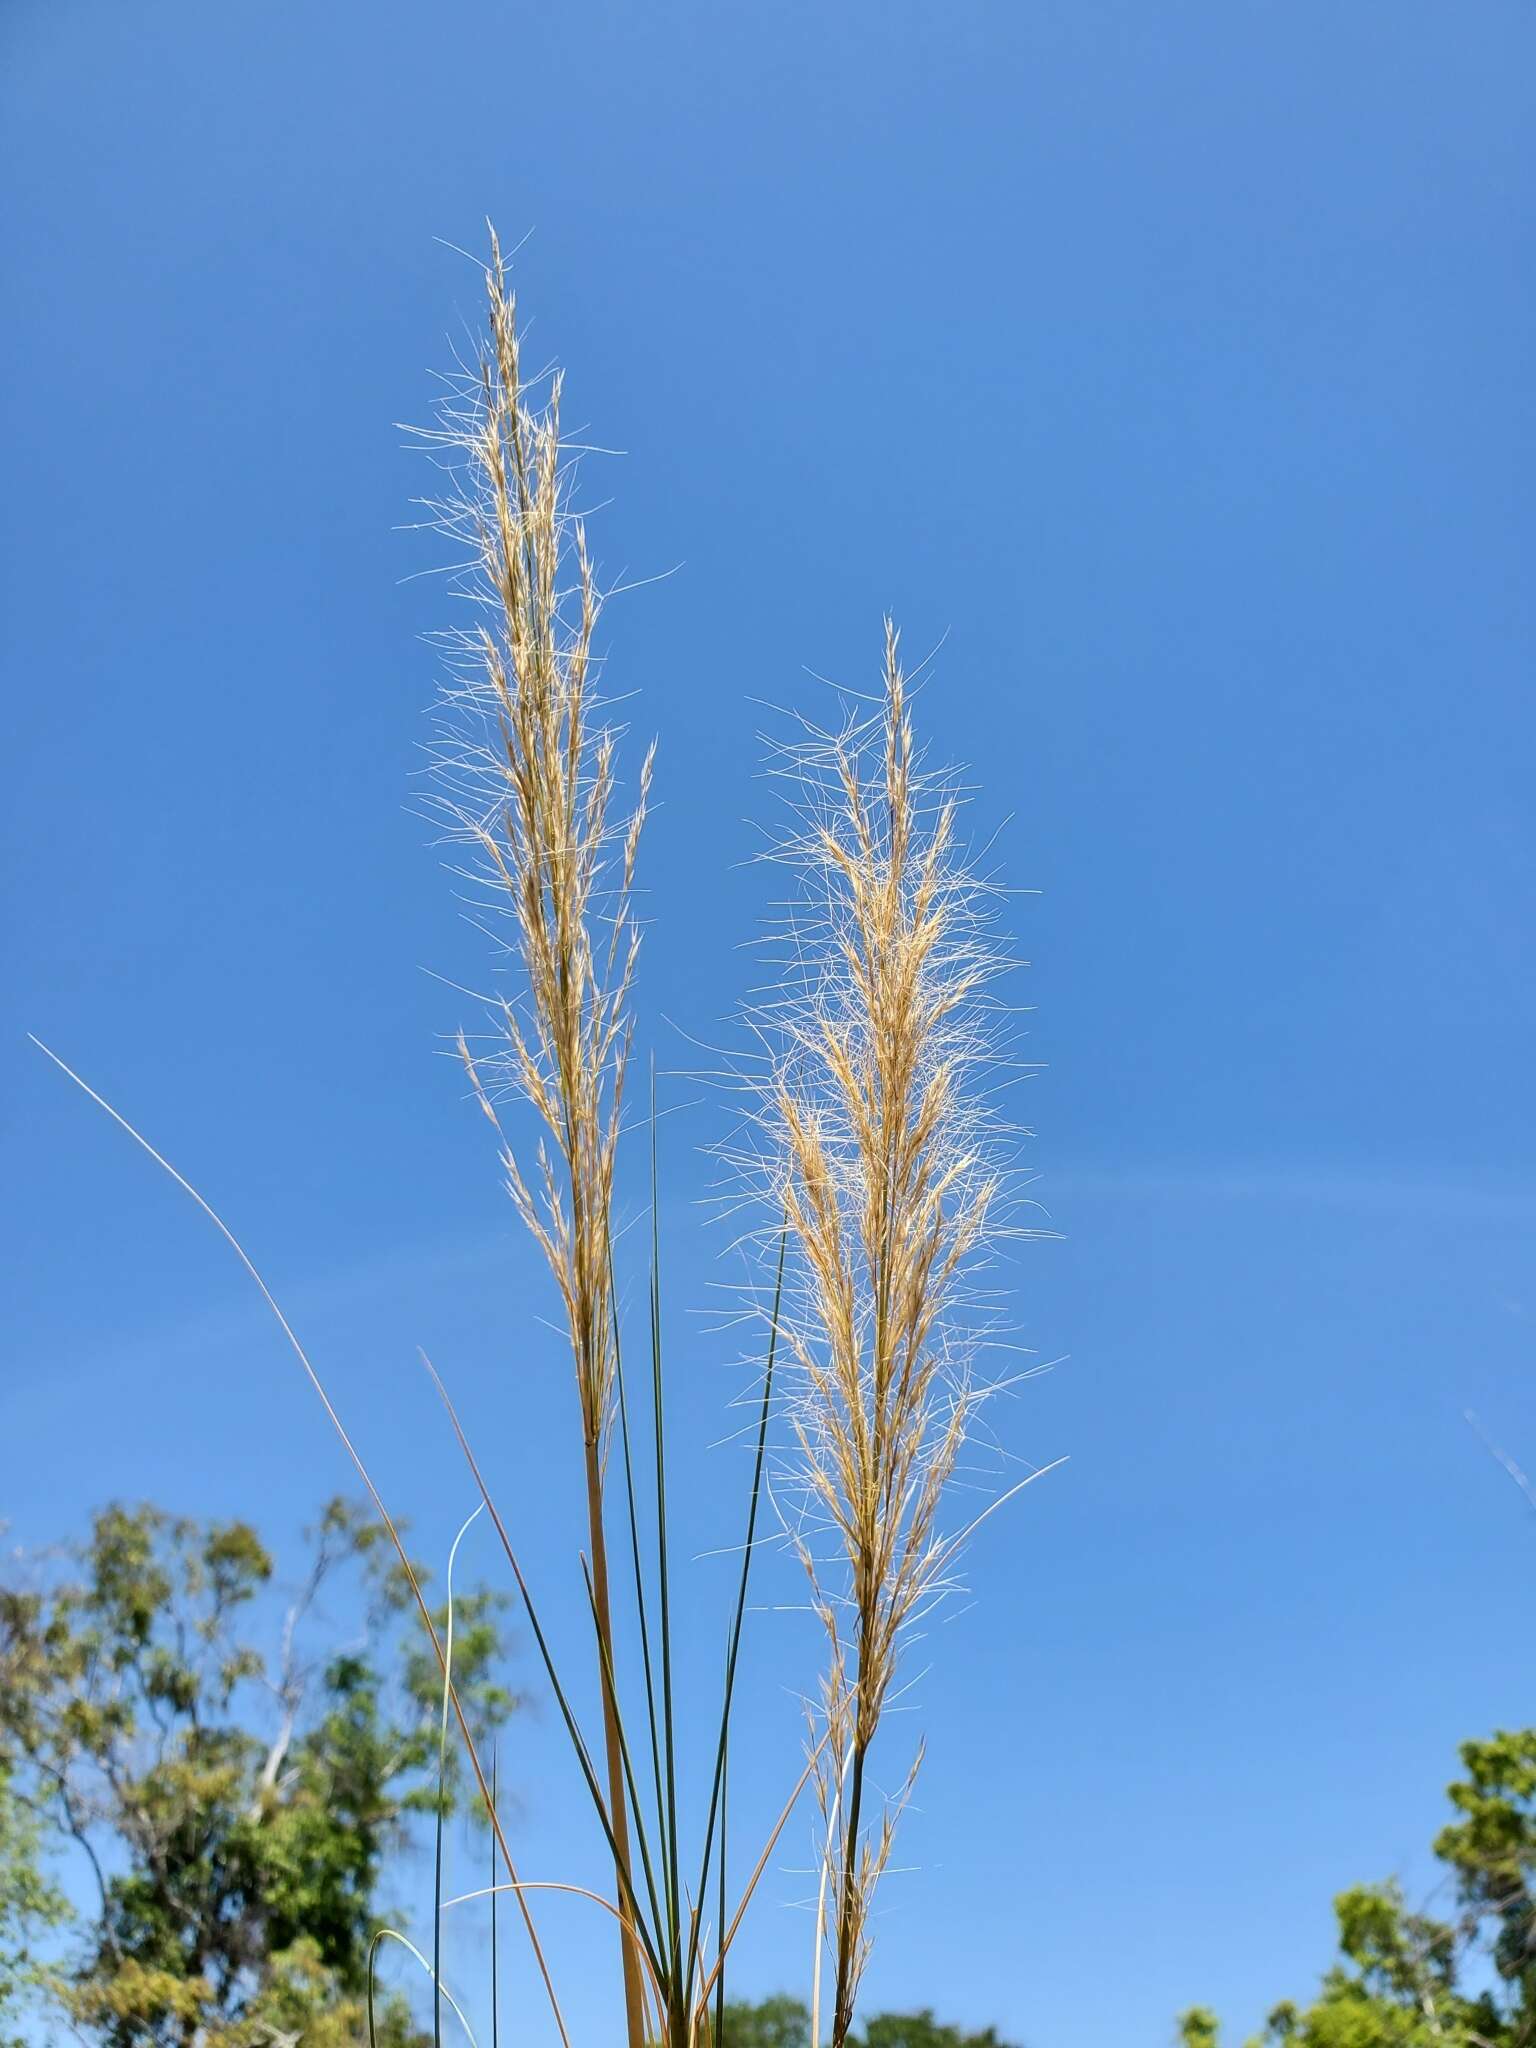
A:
1182,1728,1536,2048
0,1498,513,2048
714,1998,1020,2048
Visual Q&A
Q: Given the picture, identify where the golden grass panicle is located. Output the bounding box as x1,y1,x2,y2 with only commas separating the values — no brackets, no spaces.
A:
413,228,652,2048
759,622,1015,2048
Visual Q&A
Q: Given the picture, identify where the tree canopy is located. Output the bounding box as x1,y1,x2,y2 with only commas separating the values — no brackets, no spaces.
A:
716,1996,1018,2048
1180,1729,1536,2048
0,1498,512,2048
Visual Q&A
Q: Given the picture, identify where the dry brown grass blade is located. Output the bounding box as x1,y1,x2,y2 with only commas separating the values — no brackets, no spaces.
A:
692,1731,832,2021
443,1879,668,2026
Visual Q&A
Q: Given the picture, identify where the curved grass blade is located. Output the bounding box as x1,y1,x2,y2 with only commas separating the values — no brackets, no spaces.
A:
421,1352,667,1991
436,1507,484,2048
693,1734,830,2019
368,1928,478,2048
439,1879,669,2030
490,1748,500,2048
31,1039,571,2048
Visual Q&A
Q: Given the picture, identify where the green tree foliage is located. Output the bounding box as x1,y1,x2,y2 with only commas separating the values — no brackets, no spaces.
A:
718,1995,821,2048
1435,1730,1536,2016
715,1997,1019,2048
1177,2012,1221,2048
856,2012,1017,2048
0,1753,68,2048
0,1499,512,2048
1182,1729,1536,2047
1244,1883,1497,2048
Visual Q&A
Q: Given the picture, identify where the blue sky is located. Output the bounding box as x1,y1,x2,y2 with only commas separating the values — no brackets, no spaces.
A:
4,2,1535,2042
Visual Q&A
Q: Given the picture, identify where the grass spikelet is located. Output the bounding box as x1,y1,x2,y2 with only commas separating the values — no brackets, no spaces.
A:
411,227,653,2048
758,621,1019,2048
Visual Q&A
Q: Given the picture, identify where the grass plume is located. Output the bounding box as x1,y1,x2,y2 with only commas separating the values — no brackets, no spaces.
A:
759,623,1020,2048
414,228,653,2048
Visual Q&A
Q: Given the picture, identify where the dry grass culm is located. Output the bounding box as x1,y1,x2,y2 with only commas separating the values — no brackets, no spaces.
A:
759,624,1019,2048
416,228,653,2048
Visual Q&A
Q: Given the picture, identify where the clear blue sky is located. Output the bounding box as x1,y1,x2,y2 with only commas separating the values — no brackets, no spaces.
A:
5,3,1534,2043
